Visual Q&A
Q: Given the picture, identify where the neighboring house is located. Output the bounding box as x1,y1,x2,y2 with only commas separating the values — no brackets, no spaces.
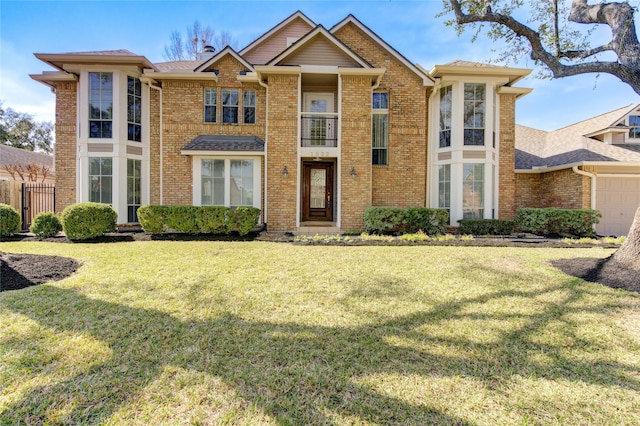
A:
30,11,535,232
0,144,55,183
516,104,640,236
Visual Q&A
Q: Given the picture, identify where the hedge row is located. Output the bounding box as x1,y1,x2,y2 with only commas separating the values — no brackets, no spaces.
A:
515,208,601,238
458,219,515,236
364,207,448,235
137,205,261,236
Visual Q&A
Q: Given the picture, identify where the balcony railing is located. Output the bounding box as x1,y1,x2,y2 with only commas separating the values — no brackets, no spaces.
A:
301,114,338,147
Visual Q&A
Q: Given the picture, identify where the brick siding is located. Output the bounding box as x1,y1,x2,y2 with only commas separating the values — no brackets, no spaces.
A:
54,82,77,213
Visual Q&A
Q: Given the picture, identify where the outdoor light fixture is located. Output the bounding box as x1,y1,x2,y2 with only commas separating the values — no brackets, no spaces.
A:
282,166,289,178
350,167,356,178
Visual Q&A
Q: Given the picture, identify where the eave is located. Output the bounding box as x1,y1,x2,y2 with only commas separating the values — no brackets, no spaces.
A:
431,64,532,86
34,52,158,73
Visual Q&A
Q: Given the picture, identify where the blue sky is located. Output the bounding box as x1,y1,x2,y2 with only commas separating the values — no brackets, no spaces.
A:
1,0,638,130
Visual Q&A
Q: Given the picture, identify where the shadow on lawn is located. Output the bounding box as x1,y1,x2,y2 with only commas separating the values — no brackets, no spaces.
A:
1,274,638,424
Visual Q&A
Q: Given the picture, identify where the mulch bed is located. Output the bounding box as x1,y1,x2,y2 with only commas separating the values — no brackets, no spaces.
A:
0,252,80,292
551,257,640,294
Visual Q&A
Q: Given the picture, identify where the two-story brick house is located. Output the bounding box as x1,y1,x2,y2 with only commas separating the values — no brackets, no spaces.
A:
31,11,534,233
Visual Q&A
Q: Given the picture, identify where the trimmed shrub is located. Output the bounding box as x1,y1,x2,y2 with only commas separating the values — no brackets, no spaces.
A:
364,207,405,234
458,219,515,236
364,207,449,235
61,202,117,240
30,211,62,238
516,208,601,238
231,207,261,236
196,206,230,234
0,203,21,237
404,208,449,235
137,205,167,233
164,206,199,234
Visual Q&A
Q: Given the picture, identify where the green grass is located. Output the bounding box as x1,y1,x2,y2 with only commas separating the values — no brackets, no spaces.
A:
1,241,639,425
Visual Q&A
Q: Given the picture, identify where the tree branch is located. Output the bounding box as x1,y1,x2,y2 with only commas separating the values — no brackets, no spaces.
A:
448,0,640,95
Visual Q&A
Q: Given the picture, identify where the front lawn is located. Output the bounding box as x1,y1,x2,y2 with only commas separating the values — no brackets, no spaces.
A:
1,241,639,425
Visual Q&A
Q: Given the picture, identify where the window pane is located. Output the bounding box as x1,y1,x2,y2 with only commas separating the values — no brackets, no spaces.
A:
230,160,253,206
222,89,238,106
463,163,484,219
372,92,388,109
223,107,238,123
204,106,217,123
244,107,255,124
201,160,212,177
243,90,255,107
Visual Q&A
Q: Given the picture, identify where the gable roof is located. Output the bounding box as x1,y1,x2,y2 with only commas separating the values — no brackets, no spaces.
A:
267,25,370,68
239,11,316,62
330,14,433,86
515,103,640,170
194,46,255,73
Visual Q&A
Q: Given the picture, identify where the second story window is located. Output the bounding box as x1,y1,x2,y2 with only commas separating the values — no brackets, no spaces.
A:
222,89,239,124
629,115,640,139
372,92,389,165
204,88,217,123
244,90,256,124
127,76,141,142
464,83,485,146
439,86,452,148
89,72,113,138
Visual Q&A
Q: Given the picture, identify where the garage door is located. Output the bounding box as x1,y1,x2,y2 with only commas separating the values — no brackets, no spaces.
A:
596,177,640,236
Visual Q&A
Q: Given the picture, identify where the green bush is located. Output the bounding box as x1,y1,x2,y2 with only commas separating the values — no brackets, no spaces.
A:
231,207,261,236
458,219,515,236
0,203,21,237
164,206,199,234
137,205,167,233
61,202,117,240
364,207,448,235
137,205,261,236
30,211,62,238
196,206,230,234
515,208,601,238
404,208,449,235
364,207,405,234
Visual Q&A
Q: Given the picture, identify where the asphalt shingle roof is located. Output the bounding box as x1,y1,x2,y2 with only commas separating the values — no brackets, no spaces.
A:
0,145,53,169
182,135,265,152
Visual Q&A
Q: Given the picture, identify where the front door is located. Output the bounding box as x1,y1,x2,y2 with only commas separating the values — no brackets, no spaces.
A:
302,162,334,222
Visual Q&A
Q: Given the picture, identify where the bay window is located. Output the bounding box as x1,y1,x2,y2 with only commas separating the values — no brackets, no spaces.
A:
439,86,452,148
89,157,112,204
127,76,142,142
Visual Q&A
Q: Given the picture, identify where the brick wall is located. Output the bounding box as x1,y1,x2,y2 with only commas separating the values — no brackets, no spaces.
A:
265,73,299,231
498,94,517,219
54,81,77,213
340,75,373,230
334,22,428,208
515,167,593,211
156,55,266,206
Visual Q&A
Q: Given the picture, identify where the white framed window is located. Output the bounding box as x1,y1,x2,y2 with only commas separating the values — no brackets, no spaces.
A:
438,164,451,222
198,158,260,208
439,86,452,148
127,159,141,222
127,76,142,142
372,92,389,165
204,88,217,123
463,83,485,146
222,89,239,123
243,90,256,124
629,115,640,139
89,157,112,204
463,163,484,219
88,72,113,138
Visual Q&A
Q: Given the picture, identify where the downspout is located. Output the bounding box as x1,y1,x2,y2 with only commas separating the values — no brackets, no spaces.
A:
148,83,163,204
572,166,596,210
258,75,268,227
